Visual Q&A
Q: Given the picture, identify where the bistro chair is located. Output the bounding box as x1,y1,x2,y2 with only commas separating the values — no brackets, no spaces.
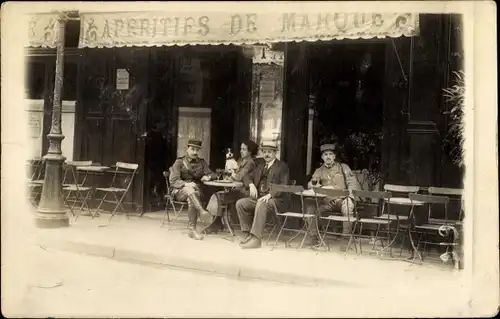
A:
351,190,393,256
27,158,45,207
312,188,357,255
408,193,459,265
268,184,316,251
427,187,464,225
161,168,188,229
62,160,94,220
94,162,139,221
264,179,296,234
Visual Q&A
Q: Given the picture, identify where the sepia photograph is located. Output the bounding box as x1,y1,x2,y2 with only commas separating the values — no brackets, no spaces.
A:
1,1,498,317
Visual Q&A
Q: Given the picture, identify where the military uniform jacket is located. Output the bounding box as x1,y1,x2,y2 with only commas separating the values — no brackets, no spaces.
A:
169,156,216,189
311,162,361,199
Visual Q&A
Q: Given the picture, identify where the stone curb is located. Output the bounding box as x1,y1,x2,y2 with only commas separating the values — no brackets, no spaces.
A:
38,237,359,287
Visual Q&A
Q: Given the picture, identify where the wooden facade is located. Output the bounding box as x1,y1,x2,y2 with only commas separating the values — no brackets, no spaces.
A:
26,14,464,211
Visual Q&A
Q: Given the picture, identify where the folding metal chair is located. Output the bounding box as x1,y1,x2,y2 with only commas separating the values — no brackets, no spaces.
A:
161,169,188,229
427,187,464,225
408,193,459,265
264,179,296,234
351,190,393,256
62,161,94,220
94,162,139,221
312,188,357,255
268,184,316,251
27,158,45,207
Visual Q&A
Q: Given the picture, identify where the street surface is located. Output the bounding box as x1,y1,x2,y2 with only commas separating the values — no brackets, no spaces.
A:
3,246,469,318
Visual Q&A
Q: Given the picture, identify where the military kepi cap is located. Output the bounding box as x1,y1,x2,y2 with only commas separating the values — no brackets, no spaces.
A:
187,139,202,149
320,143,336,153
260,141,278,151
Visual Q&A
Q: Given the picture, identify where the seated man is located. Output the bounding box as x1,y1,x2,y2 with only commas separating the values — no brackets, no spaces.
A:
308,142,360,245
169,139,216,240
235,142,290,249
204,140,259,234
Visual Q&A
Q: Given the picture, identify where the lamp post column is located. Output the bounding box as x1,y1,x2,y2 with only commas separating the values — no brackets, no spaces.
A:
35,14,69,228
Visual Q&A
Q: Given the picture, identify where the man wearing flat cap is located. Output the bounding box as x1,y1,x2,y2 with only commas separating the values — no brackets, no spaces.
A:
235,142,290,249
307,142,361,245
169,139,217,240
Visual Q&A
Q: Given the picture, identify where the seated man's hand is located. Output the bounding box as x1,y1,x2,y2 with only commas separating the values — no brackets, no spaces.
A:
200,175,211,182
257,193,272,203
185,182,198,188
249,184,258,199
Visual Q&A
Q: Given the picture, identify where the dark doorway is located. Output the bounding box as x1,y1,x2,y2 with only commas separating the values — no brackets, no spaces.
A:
309,41,386,173
144,47,241,210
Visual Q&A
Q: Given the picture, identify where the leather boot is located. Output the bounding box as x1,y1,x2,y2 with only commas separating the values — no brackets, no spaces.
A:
187,206,204,240
203,216,225,234
188,193,212,224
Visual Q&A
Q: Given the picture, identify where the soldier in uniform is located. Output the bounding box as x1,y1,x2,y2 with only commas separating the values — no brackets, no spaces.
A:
169,139,217,240
307,142,360,245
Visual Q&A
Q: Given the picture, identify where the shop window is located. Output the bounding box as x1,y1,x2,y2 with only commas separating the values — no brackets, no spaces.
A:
250,57,284,159
25,61,46,100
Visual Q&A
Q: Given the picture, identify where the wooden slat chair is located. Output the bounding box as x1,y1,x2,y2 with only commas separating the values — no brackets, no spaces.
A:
351,190,393,256
27,158,45,207
264,179,296,235
408,193,459,265
377,184,420,222
94,162,139,221
427,187,464,226
62,161,94,220
268,184,316,251
161,169,188,229
312,188,357,254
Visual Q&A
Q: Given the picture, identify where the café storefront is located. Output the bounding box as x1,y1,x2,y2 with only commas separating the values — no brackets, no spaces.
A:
25,8,463,213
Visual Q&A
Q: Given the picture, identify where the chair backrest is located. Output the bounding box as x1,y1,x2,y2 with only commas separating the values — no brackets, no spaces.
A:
428,187,463,196
163,169,173,194
66,160,93,167
313,187,350,198
409,193,450,223
109,162,139,191
384,184,420,193
352,190,391,200
270,184,304,195
409,193,450,205
116,162,139,170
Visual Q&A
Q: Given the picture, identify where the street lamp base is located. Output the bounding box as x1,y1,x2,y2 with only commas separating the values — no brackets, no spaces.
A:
35,211,70,228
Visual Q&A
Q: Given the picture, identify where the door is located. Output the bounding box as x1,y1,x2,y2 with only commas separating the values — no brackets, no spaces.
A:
79,48,148,212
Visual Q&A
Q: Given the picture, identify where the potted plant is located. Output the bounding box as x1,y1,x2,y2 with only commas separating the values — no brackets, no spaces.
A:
441,69,465,269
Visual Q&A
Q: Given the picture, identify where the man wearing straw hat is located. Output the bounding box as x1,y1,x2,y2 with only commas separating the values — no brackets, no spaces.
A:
170,139,217,240
307,142,360,246
235,141,290,249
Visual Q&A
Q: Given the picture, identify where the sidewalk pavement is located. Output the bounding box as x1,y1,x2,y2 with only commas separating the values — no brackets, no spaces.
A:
34,211,465,289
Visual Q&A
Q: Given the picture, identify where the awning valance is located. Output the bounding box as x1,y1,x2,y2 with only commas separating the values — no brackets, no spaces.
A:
26,13,61,48
78,11,419,48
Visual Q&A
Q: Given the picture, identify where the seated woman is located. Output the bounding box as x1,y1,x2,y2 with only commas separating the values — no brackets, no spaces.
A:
203,140,259,234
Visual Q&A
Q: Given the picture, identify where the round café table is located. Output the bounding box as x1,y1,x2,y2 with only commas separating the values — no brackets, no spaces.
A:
379,197,425,263
203,180,243,238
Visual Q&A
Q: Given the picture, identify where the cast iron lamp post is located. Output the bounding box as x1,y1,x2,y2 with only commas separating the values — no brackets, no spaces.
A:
35,13,70,228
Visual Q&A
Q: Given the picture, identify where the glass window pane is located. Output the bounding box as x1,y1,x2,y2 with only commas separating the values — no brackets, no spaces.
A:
25,61,46,100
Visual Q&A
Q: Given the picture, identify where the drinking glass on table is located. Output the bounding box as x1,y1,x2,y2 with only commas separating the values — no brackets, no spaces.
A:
223,170,232,180
216,169,224,180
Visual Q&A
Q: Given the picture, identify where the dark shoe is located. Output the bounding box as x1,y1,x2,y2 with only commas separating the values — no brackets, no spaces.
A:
188,223,204,240
240,236,261,249
203,218,225,234
188,193,212,224
239,231,251,245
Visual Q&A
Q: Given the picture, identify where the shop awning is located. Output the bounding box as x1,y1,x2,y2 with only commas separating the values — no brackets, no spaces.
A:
78,11,419,48
25,13,61,48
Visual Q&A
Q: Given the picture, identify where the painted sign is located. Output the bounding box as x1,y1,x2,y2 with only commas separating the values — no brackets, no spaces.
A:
116,68,130,90
26,13,61,48
78,12,419,48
